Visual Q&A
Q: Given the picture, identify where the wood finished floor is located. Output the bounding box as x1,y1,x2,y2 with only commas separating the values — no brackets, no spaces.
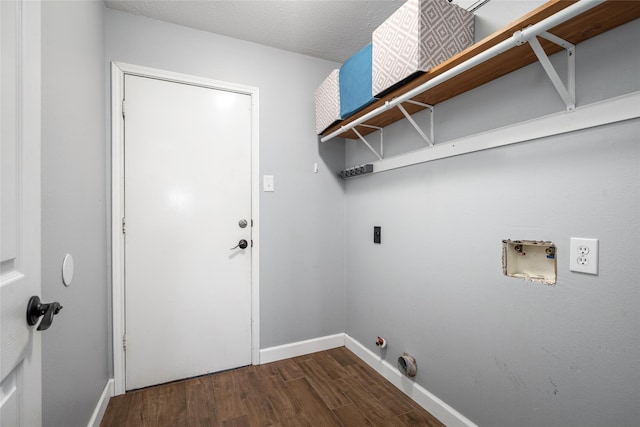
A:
100,347,445,427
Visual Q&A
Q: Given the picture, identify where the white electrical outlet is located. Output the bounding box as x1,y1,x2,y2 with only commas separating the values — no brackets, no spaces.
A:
570,238,598,274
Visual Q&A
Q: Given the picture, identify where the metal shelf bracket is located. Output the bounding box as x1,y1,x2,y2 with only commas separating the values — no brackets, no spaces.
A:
353,125,383,160
398,101,435,146
528,31,576,112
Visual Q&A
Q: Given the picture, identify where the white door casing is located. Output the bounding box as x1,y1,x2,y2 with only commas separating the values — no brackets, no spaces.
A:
111,63,260,394
1,1,42,425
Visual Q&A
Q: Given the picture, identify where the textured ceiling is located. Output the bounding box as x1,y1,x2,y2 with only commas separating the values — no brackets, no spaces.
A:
104,1,478,63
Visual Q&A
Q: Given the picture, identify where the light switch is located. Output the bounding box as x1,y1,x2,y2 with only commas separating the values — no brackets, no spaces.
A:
263,175,274,192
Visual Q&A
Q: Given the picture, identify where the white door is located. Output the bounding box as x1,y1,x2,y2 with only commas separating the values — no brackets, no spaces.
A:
1,1,42,425
124,75,253,390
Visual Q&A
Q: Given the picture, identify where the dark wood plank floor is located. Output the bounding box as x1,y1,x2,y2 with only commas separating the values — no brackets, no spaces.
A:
101,347,445,427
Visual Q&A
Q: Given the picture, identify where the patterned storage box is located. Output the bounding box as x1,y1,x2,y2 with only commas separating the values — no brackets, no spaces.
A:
372,0,474,97
315,69,341,135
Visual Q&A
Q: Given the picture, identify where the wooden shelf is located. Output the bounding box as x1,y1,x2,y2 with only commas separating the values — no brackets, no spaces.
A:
321,0,640,140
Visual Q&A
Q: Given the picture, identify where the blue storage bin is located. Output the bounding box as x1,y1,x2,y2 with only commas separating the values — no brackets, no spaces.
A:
339,43,376,119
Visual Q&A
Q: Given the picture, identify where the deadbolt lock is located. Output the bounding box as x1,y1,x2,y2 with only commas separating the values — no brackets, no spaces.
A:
239,219,248,229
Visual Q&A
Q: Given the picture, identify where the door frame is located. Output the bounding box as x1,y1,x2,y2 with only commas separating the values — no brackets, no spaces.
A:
110,62,260,395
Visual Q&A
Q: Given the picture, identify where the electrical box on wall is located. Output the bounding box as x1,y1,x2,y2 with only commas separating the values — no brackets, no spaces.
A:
502,240,557,285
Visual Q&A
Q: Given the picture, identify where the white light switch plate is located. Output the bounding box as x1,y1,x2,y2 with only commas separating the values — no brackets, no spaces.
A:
570,237,598,274
263,175,274,192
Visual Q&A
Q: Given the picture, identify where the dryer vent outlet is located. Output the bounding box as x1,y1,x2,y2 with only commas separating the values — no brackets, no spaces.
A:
397,353,417,377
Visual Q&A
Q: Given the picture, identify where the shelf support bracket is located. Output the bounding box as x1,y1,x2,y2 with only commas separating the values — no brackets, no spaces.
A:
358,124,384,158
397,102,435,146
527,33,576,112
353,126,383,160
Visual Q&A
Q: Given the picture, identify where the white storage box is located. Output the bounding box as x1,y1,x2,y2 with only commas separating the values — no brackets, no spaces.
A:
372,0,474,97
315,69,341,135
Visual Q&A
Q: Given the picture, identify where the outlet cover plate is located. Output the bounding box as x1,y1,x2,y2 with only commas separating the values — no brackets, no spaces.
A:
570,237,598,274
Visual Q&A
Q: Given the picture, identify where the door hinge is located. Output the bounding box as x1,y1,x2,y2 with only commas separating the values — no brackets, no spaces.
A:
122,217,126,234
251,239,253,248
123,334,127,351
122,99,126,119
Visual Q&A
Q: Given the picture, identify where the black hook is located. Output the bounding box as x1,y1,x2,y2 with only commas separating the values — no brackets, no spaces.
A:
26,296,63,331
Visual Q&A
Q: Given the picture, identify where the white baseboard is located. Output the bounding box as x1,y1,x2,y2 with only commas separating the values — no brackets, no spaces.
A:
345,334,477,427
259,333,345,364
87,378,114,427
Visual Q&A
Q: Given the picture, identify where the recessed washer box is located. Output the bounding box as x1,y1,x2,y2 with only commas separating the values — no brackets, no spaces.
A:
502,239,557,285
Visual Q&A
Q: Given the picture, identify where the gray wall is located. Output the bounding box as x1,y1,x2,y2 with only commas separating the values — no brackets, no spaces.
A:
41,1,109,426
470,1,545,42
344,19,639,427
105,9,346,349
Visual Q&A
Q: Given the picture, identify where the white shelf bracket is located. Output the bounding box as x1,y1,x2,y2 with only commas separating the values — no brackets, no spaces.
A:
353,126,383,160
527,32,576,111
406,100,435,145
397,102,435,146
358,124,384,158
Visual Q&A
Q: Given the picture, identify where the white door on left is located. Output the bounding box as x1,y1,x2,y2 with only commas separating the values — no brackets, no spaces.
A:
1,1,43,425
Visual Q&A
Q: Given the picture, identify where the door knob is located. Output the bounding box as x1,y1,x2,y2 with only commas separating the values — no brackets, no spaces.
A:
26,296,63,331
230,239,248,250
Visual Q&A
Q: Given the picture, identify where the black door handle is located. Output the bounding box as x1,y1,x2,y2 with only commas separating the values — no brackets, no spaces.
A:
230,239,248,250
26,296,63,331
